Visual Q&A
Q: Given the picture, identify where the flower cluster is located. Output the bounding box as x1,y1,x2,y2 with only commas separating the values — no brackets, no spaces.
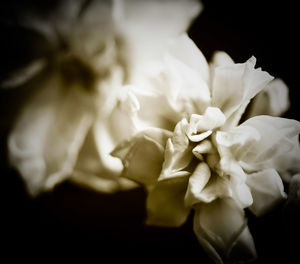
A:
5,1,300,263
111,34,300,263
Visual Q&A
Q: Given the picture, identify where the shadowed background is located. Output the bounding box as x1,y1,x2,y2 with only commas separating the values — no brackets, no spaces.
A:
1,1,299,262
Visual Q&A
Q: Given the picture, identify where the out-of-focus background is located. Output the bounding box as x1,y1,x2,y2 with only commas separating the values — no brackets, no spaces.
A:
1,1,299,262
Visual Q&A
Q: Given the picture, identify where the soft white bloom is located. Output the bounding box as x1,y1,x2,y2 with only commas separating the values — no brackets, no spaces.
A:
6,0,201,196
112,34,300,263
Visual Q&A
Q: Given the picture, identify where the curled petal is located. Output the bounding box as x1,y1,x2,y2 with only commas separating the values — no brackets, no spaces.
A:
193,198,257,264
112,128,172,185
185,163,232,206
146,176,190,227
247,169,287,216
187,107,226,142
159,119,193,180
185,163,211,206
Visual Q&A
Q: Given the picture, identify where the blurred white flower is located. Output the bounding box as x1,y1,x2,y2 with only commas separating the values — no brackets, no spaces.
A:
6,0,202,196
112,34,300,263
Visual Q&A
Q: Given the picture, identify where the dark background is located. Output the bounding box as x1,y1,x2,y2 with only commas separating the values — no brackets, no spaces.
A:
1,1,299,263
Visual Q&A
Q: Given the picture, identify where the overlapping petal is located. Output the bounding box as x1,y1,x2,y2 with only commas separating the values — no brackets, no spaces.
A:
246,169,287,216
193,198,256,264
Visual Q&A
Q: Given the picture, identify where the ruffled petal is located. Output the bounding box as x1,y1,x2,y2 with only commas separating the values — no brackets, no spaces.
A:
247,169,287,216
159,119,193,180
186,107,226,142
211,56,273,128
193,198,257,264
146,176,190,227
8,74,95,196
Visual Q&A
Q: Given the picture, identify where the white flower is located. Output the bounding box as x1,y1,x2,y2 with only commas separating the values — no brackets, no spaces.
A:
112,34,300,263
6,0,201,196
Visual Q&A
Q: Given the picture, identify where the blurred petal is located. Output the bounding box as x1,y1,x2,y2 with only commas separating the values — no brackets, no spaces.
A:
71,128,136,193
167,33,209,84
247,169,287,216
115,0,202,71
8,74,95,196
247,78,290,118
112,128,171,185
146,176,189,227
163,39,211,115
193,198,256,263
0,59,46,89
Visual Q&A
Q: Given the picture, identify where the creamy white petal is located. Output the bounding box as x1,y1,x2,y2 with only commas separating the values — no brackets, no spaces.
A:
115,0,202,72
167,33,209,83
193,198,256,263
247,169,287,216
71,127,137,193
247,78,290,118
8,74,95,196
146,176,190,227
192,139,214,160
211,56,273,127
159,119,193,181
112,128,171,185
211,51,235,68
187,107,226,142
163,49,211,115
236,116,300,172
185,163,211,207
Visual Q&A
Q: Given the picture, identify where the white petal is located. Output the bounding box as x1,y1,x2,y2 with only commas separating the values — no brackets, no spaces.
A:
163,48,211,115
247,169,287,216
211,56,273,126
115,0,202,71
187,107,226,142
185,163,211,207
70,124,137,193
247,78,290,118
8,74,94,196
146,176,190,227
159,119,193,181
192,139,214,159
167,33,209,83
112,128,171,185
193,198,256,263
237,116,300,172
211,51,234,68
